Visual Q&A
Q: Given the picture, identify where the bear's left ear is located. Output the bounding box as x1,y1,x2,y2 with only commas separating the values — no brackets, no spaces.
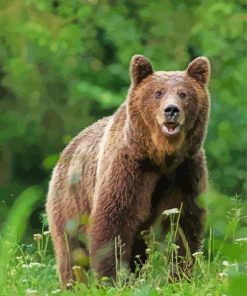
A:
186,57,210,85
130,55,154,86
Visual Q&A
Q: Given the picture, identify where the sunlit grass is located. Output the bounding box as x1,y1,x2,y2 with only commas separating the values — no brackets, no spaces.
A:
0,190,247,296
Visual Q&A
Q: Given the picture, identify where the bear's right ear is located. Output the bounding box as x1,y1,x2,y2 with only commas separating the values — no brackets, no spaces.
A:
130,55,154,86
186,57,210,85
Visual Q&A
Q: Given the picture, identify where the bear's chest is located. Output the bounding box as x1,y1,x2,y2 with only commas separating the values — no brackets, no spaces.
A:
140,156,185,217
140,156,180,203
151,174,172,209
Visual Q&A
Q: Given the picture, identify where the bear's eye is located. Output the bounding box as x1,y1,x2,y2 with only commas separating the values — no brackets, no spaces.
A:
179,92,187,99
155,91,163,98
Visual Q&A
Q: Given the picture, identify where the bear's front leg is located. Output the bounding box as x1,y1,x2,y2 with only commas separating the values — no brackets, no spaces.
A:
171,150,207,279
175,202,206,273
165,197,206,282
89,151,149,280
90,210,136,280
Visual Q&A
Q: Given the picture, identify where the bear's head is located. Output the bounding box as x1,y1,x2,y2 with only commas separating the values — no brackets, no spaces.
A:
128,55,211,157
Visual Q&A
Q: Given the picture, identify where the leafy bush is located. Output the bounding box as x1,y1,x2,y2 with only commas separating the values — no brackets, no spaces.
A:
0,2,246,226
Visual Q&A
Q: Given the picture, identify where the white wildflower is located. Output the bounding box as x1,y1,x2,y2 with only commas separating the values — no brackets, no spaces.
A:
222,260,229,266
29,262,42,268
235,237,247,243
72,265,81,271
192,251,203,257
172,244,180,250
66,282,73,288
25,289,39,296
218,272,228,278
33,233,42,242
222,260,237,268
51,289,61,295
162,208,179,216
22,264,31,269
100,276,110,282
44,230,50,236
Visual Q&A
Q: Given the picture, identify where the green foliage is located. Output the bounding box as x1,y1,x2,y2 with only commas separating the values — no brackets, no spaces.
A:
0,186,41,290
0,1,246,220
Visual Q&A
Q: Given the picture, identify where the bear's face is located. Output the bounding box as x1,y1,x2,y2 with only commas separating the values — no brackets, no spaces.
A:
129,55,210,150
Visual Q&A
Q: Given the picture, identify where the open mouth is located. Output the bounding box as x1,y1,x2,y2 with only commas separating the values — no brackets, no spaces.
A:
161,122,181,136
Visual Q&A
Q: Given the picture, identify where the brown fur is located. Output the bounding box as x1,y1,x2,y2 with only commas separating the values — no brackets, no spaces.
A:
46,55,211,286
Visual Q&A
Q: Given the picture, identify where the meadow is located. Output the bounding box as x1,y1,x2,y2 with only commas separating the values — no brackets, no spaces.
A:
1,188,246,296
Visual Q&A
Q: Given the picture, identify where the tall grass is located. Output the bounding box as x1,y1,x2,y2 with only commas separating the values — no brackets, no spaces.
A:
0,189,246,296
0,186,41,290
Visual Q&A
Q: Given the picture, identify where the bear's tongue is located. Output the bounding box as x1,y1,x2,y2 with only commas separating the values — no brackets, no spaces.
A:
162,124,180,136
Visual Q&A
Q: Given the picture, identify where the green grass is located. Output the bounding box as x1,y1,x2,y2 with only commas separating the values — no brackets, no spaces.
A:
1,189,247,296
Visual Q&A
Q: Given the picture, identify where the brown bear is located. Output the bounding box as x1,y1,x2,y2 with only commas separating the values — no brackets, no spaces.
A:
46,54,210,286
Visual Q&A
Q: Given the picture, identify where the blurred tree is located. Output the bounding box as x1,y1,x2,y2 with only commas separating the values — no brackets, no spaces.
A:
0,0,246,227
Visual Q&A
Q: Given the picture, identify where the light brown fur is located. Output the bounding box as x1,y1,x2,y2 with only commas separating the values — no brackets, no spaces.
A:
46,55,211,286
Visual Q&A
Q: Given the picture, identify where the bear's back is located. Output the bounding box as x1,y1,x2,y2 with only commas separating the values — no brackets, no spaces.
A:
47,116,111,212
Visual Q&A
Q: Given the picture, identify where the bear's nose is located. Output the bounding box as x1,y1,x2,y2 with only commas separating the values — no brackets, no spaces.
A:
164,105,180,119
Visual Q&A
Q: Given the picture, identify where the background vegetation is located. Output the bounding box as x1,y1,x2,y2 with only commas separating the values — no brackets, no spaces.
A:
0,0,246,295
